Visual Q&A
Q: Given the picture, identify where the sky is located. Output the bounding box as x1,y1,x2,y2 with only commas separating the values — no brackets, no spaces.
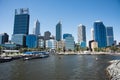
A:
0,0,120,44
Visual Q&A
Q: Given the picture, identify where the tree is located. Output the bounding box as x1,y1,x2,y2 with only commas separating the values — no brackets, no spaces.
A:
94,48,99,52
76,45,80,52
110,46,118,53
57,48,61,52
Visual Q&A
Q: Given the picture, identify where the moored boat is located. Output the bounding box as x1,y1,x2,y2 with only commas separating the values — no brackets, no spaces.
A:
23,52,49,61
0,56,13,63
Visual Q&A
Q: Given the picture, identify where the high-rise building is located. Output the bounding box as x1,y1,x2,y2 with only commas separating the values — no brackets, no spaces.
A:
78,24,86,46
13,8,30,35
94,21,107,48
33,20,40,35
56,40,65,51
56,21,62,41
106,27,114,46
0,33,9,44
38,39,44,48
11,34,26,47
44,31,51,40
26,34,38,48
80,41,86,48
65,36,75,51
91,28,94,40
46,39,56,49
63,33,72,39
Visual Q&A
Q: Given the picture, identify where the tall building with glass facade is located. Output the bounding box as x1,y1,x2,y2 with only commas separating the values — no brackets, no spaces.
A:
106,27,114,46
91,28,94,40
78,24,86,43
11,34,26,47
0,33,9,44
26,34,38,48
33,20,40,36
78,24,86,47
94,21,107,48
46,40,56,49
63,33,72,39
65,36,75,51
13,8,30,35
44,31,51,40
38,39,44,48
56,21,62,41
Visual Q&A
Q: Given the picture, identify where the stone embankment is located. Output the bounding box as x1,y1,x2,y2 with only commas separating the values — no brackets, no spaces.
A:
107,60,120,80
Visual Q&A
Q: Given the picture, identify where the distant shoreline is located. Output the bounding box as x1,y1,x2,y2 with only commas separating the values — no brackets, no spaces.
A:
1,51,120,57
56,52,120,55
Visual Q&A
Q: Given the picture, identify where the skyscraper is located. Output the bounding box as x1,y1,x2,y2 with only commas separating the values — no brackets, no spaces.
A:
46,39,56,49
63,33,72,39
91,28,94,40
44,31,51,40
78,24,86,47
0,33,9,44
11,34,26,47
13,8,30,35
106,27,114,46
33,20,40,35
56,21,62,41
26,34,38,48
65,36,75,51
94,21,107,48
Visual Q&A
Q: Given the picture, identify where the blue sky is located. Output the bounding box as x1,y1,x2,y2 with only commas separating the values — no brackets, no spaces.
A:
0,0,120,44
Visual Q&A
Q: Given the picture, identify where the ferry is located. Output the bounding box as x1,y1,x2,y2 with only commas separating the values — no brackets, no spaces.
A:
23,51,49,60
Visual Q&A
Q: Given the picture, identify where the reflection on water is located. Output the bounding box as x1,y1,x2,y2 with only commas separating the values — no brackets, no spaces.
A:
0,54,120,80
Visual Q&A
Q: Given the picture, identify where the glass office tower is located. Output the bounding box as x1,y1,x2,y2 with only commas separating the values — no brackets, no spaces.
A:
11,34,26,47
63,33,72,39
94,21,107,48
26,34,38,48
106,27,114,46
56,21,62,41
0,33,9,44
78,24,86,43
65,36,75,51
78,24,86,47
13,8,30,35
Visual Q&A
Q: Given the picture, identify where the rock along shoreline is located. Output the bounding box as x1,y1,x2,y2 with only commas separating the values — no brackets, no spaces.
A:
106,60,120,80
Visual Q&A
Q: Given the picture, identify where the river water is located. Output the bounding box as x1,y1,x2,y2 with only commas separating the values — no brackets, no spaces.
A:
0,54,120,80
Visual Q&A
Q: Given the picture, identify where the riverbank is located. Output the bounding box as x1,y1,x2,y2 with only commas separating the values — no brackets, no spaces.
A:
57,51,120,55
106,60,120,80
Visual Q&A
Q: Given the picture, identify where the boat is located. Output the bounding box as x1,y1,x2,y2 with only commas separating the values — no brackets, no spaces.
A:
23,53,49,61
0,56,13,63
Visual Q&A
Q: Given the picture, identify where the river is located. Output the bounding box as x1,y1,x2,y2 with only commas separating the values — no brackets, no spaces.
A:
0,54,120,80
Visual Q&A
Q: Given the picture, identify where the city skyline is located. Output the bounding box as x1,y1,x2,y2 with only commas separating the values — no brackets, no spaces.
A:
0,0,120,44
